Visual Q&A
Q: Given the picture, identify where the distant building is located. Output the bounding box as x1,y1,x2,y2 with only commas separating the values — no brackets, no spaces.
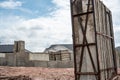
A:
44,44,73,53
44,44,74,61
0,41,30,66
0,41,73,68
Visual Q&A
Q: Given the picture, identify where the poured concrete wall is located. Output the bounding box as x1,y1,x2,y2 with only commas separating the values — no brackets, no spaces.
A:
0,41,74,68
0,53,6,66
14,41,29,66
0,51,74,68
15,52,29,66
29,53,49,61
0,53,14,66
32,60,74,68
29,52,74,68
0,53,5,57
6,53,14,66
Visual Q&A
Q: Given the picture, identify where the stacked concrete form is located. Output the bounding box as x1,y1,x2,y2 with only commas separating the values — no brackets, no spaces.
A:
71,0,117,80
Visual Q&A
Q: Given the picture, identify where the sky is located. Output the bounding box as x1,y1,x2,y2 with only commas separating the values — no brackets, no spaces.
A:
0,0,120,52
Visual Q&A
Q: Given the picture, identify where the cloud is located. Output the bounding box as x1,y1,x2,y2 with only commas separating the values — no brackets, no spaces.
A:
103,0,120,47
0,0,72,52
0,0,33,15
1,0,119,52
0,0,22,9
52,0,70,8
103,0,120,23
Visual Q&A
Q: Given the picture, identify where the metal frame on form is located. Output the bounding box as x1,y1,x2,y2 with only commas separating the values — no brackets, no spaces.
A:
70,0,117,80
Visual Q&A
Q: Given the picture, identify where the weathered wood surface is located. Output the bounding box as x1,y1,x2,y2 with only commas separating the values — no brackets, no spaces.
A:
71,0,117,80
94,0,117,79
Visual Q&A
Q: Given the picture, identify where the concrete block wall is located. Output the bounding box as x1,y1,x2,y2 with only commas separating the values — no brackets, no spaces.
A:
6,53,14,66
30,60,74,68
0,53,15,66
0,41,74,68
14,41,25,53
14,41,29,66
0,57,6,66
0,53,5,57
33,61,48,67
49,51,73,61
29,53,49,61
15,52,29,66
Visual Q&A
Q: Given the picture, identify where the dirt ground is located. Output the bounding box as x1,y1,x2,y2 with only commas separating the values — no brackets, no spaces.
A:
0,66,74,80
0,66,120,80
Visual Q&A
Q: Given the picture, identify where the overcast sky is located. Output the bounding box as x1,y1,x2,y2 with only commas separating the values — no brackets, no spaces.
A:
0,0,120,52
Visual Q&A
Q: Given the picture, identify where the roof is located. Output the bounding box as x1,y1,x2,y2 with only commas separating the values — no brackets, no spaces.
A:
0,45,14,53
0,45,31,53
61,44,73,50
45,44,73,52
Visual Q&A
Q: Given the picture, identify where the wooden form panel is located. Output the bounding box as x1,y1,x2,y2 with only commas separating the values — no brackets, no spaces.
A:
94,0,117,79
72,0,98,80
71,0,117,80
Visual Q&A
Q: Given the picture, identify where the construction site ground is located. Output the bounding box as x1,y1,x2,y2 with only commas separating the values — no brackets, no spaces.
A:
0,66,120,80
0,66,74,80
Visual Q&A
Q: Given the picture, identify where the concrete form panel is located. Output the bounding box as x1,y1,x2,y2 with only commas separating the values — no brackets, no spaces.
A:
71,0,117,80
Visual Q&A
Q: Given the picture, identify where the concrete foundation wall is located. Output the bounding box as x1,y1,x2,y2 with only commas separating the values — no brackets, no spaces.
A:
0,40,74,68
0,52,74,68
31,60,74,68
0,53,14,66
0,57,6,66
15,52,29,66
0,53,6,66
0,53,5,57
29,53,49,61
6,53,14,66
